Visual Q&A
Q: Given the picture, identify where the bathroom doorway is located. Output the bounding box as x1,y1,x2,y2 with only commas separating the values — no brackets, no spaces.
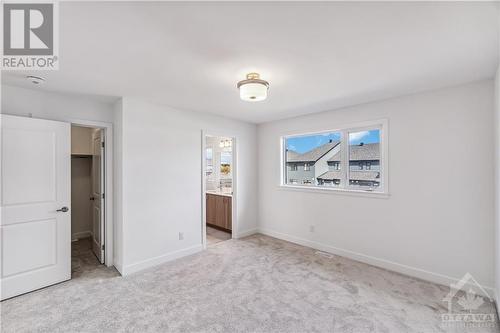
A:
202,134,236,247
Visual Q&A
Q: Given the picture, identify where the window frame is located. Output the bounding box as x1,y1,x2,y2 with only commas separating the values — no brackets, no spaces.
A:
280,119,388,196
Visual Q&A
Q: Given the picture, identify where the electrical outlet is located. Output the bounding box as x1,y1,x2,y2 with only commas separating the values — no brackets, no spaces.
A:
309,225,315,233
178,232,184,240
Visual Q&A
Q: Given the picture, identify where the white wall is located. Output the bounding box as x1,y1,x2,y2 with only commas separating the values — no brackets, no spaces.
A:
116,98,258,274
1,85,115,123
113,98,124,272
494,7,500,310
70,126,94,239
258,80,495,290
495,64,500,304
71,157,92,239
71,126,93,155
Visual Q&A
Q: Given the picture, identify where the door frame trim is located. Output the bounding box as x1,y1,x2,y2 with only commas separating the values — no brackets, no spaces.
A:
201,130,237,249
70,119,114,267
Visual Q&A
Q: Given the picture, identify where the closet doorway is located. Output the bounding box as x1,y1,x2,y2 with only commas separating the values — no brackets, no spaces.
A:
71,125,105,276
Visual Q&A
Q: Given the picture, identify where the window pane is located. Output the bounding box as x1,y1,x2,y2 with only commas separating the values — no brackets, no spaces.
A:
348,129,381,189
206,148,213,176
220,150,232,189
220,151,231,175
284,131,342,187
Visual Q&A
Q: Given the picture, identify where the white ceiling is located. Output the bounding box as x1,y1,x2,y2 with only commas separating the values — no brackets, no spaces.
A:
2,2,498,123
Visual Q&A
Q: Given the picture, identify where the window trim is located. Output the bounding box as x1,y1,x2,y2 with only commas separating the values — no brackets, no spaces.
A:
280,119,388,196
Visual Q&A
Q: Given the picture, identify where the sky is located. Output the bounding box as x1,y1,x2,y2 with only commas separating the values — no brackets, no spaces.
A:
286,130,380,154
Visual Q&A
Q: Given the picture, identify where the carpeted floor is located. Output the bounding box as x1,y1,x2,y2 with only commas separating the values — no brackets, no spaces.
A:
1,234,498,332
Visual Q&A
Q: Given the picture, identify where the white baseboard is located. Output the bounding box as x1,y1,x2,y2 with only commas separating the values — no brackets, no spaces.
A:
121,244,203,276
258,228,495,298
113,262,124,276
72,231,91,240
234,228,258,238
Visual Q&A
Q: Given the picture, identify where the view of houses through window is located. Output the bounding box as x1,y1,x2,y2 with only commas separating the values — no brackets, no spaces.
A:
283,126,383,191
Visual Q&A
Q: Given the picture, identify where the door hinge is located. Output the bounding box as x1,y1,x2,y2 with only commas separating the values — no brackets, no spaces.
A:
102,193,105,199
101,141,105,148
102,244,105,251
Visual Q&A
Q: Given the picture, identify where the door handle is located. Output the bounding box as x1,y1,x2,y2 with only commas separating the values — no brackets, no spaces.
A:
56,206,69,212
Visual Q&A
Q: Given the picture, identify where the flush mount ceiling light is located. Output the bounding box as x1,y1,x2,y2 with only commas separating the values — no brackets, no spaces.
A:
26,75,45,85
237,72,269,102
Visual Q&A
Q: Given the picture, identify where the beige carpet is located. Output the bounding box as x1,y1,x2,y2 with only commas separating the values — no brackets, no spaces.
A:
1,234,497,332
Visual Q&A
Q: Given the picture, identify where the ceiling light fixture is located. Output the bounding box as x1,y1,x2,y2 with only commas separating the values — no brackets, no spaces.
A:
219,139,232,148
26,75,45,85
237,72,269,102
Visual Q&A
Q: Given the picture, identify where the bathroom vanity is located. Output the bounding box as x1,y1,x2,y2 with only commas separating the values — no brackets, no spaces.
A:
206,191,232,231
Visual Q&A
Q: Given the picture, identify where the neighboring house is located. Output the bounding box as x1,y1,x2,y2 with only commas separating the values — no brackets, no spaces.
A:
317,142,380,187
286,140,340,185
286,141,380,187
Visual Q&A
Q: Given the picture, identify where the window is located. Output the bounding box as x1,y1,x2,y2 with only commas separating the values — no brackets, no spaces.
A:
220,151,231,176
206,147,213,176
284,130,342,187
282,121,386,193
348,130,381,190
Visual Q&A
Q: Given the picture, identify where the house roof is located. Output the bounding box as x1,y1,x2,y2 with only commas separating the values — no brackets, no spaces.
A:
286,150,301,161
329,143,380,162
317,170,380,181
316,170,343,180
287,141,339,163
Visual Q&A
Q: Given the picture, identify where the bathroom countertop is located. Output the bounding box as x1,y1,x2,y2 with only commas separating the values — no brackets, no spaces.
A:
206,190,232,197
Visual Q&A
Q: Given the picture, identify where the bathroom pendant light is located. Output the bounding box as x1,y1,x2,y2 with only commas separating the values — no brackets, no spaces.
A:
237,72,269,102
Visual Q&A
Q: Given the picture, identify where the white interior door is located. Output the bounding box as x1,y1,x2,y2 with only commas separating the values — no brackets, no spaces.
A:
91,129,104,263
1,115,71,300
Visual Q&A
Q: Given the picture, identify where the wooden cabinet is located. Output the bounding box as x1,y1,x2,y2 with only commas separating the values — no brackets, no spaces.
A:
206,193,232,231
206,194,217,225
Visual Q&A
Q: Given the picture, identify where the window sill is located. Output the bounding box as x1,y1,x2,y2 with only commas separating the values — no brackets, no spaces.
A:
278,184,390,199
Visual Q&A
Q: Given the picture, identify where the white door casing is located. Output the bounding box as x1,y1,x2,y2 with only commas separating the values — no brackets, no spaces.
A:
1,115,71,300
91,129,104,263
